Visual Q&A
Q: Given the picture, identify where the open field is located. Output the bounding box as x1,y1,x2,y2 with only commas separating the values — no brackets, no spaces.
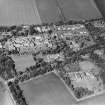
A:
19,72,105,105
0,0,41,25
0,69,105,105
11,55,35,72
36,0,102,23
0,0,102,25
0,90,14,105
20,73,76,105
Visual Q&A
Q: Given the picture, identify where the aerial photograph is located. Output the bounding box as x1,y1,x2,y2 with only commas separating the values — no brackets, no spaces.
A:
0,0,105,105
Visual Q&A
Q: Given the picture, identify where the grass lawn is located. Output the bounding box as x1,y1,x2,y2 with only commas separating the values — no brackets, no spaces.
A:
10,55,35,72
79,60,100,73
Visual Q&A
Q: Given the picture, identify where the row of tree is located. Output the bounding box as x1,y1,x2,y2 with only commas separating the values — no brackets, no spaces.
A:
8,81,28,105
0,55,17,80
85,20,105,44
57,70,94,99
0,18,103,36
14,58,53,83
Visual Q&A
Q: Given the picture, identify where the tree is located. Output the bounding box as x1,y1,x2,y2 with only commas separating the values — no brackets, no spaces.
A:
99,69,105,85
0,55,17,80
74,87,94,99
